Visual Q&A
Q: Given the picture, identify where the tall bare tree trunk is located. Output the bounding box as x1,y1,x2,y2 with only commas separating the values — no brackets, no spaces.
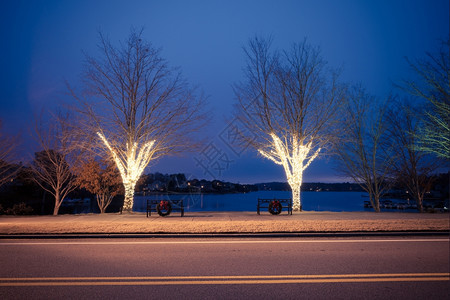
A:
53,191,61,216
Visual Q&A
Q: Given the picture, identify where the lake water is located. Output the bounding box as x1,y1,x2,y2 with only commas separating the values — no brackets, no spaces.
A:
133,191,373,212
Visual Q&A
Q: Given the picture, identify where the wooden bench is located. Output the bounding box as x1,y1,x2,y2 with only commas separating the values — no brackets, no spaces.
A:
257,198,292,215
146,199,184,217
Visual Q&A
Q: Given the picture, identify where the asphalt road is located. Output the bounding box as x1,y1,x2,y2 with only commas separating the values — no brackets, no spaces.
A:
0,236,449,299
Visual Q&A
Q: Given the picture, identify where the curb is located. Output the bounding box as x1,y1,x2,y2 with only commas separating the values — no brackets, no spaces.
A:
1,231,448,239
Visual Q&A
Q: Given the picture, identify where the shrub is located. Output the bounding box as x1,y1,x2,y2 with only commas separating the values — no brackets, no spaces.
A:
5,203,34,215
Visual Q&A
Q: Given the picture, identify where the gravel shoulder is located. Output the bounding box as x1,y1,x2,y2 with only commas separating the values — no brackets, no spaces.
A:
0,211,449,234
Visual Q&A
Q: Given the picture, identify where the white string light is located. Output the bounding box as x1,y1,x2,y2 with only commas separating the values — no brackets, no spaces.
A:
97,132,155,211
259,132,320,211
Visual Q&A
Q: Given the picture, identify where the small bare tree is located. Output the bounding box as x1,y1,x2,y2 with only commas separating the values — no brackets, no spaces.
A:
234,37,346,212
386,99,441,212
75,158,123,213
334,87,393,212
72,29,206,211
0,120,20,187
31,115,78,215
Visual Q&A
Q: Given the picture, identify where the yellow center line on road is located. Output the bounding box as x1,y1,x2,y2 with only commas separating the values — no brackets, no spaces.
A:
0,239,448,245
1,273,449,281
0,273,448,286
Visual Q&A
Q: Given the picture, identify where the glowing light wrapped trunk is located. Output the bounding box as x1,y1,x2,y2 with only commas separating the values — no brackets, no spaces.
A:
97,132,155,211
259,133,320,212
290,185,301,212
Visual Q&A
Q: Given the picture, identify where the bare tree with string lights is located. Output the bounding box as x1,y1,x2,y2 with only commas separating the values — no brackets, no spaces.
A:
71,29,206,212
234,37,346,212
403,40,450,160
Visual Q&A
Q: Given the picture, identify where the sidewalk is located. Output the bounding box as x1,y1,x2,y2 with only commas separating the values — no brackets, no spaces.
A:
0,211,448,235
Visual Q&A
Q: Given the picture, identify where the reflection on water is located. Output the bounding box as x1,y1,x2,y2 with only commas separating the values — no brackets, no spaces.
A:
132,191,371,212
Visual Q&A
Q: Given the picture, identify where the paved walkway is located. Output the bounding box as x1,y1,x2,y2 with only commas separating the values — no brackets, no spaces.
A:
0,211,448,235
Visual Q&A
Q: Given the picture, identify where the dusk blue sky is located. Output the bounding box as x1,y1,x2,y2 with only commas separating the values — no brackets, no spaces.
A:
1,0,448,183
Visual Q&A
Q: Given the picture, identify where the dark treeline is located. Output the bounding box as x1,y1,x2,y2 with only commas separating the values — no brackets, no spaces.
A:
137,173,258,194
136,172,365,194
